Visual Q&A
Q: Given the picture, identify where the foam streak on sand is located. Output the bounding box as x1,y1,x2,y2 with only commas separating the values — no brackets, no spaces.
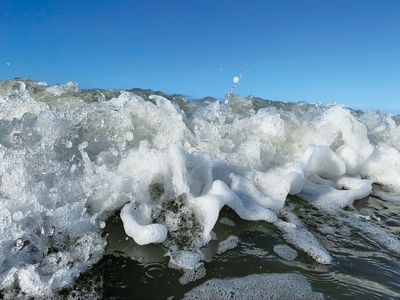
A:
0,79,400,296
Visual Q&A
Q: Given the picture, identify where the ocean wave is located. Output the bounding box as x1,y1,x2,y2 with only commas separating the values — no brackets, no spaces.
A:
0,78,399,297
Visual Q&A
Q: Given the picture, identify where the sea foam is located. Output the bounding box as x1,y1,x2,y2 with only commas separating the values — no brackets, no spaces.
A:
183,273,323,300
0,79,399,297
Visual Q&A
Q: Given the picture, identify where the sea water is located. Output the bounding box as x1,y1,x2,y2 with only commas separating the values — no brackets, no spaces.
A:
0,79,399,299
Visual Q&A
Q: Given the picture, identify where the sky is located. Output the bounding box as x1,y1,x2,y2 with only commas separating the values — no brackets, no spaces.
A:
1,0,400,112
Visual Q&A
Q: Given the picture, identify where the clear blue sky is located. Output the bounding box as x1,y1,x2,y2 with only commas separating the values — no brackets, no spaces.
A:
1,0,400,112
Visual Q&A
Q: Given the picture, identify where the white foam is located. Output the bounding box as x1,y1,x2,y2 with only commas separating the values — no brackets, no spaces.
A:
274,210,332,264
219,217,235,227
371,190,400,204
183,273,323,300
320,106,374,175
273,244,298,261
298,176,372,210
1,79,400,296
217,235,240,254
191,180,278,242
361,143,400,192
338,211,400,254
120,202,168,245
179,265,207,285
168,250,205,270
305,145,346,179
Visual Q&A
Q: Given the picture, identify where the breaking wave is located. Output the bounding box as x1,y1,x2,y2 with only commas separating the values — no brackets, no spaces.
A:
0,79,400,297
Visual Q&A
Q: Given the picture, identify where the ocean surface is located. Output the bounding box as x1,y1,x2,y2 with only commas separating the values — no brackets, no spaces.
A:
0,79,399,299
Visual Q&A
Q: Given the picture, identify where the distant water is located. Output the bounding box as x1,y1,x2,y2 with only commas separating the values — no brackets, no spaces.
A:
0,79,399,299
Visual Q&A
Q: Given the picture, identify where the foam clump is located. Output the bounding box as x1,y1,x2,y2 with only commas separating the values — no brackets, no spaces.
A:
191,180,278,243
183,273,323,300
120,202,167,245
273,244,298,261
361,142,400,192
298,176,372,211
179,265,207,285
168,250,205,270
1,79,400,296
340,211,400,254
275,210,332,264
217,235,240,254
219,217,235,227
